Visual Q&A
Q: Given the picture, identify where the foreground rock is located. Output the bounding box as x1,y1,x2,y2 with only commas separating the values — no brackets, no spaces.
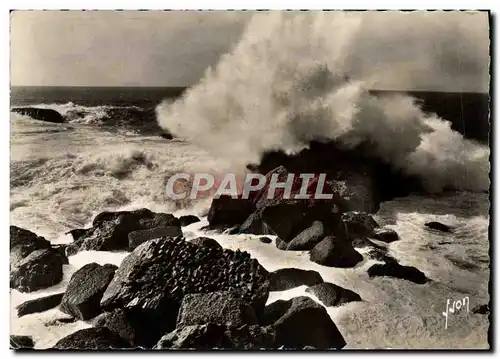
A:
60,263,117,320
367,262,429,284
93,309,142,347
128,226,182,251
52,327,133,350
371,227,399,243
12,107,65,123
310,237,363,268
100,237,270,347
10,226,52,268
262,296,346,349
179,215,200,227
66,208,181,254
10,335,34,349
16,292,64,317
10,248,64,292
306,282,362,307
177,291,258,328
269,268,323,291
340,211,379,239
154,323,275,349
424,221,453,233
190,237,222,250
285,221,325,250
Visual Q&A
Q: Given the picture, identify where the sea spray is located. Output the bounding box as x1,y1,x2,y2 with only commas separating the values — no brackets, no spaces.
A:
156,11,490,193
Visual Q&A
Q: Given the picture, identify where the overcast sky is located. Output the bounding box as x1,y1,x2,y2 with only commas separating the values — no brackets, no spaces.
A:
10,10,490,91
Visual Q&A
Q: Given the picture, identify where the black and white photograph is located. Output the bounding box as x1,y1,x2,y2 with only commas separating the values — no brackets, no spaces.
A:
9,10,491,350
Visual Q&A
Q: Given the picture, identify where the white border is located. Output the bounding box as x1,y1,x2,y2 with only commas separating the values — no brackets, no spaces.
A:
2,1,496,358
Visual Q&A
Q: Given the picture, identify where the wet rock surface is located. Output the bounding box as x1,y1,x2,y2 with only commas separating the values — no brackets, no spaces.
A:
60,263,117,320
269,268,323,291
306,282,362,307
179,215,201,227
52,327,133,350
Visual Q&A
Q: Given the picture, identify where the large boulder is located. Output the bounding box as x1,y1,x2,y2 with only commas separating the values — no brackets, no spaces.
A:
262,296,346,349
190,237,222,250
100,237,270,346
12,107,65,123
16,292,64,317
424,221,453,233
10,226,52,268
178,215,200,227
238,211,273,236
371,227,399,243
128,226,182,251
309,237,363,268
154,323,274,349
10,248,64,292
67,208,181,254
207,195,254,230
52,327,132,349
306,282,362,307
285,221,325,250
10,335,34,349
93,309,142,347
367,262,429,284
340,211,379,239
60,263,117,320
176,291,258,328
269,268,323,291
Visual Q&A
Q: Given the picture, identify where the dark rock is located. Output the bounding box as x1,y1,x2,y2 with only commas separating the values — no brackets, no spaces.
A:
51,244,69,265
306,282,361,307
340,211,379,239
12,107,65,123
154,323,274,349
100,237,270,347
10,226,52,268
371,227,399,243
177,291,258,328
238,211,273,235
45,316,77,326
310,236,363,268
160,132,173,140
65,228,92,242
69,208,181,254
445,255,480,271
286,221,324,250
93,309,142,346
261,200,341,242
128,226,183,250
471,304,489,314
52,327,132,349
367,262,429,284
424,221,453,233
275,237,288,250
207,195,254,230
260,237,272,244
178,215,200,227
269,268,323,291
10,335,34,349
16,292,64,317
352,237,384,249
190,237,222,250
60,263,117,320
262,296,346,349
10,248,64,292
367,248,398,264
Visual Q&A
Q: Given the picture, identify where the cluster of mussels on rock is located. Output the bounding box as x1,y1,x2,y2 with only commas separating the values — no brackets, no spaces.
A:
10,141,465,350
